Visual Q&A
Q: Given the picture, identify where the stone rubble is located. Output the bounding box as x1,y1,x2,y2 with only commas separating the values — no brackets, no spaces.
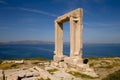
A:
2,60,24,64
0,66,84,80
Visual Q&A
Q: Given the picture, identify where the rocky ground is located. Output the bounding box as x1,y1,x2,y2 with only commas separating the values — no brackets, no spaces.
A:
88,57,120,79
0,57,119,80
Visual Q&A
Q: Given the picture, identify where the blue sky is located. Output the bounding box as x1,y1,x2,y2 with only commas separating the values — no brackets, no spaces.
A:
0,0,120,43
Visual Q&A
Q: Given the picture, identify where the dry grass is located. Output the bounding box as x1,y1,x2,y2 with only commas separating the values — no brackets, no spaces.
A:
68,71,97,79
0,63,20,70
88,57,120,79
38,78,51,80
89,57,120,68
47,68,58,74
102,70,120,80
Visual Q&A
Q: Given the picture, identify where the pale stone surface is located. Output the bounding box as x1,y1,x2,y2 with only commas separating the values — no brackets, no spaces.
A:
2,60,24,64
58,62,65,68
22,77,39,80
15,60,24,64
74,78,83,80
0,70,3,79
33,66,52,80
2,67,41,80
53,70,75,80
45,66,54,71
6,75,18,80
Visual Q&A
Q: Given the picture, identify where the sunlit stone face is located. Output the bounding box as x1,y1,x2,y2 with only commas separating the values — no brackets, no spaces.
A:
54,8,83,64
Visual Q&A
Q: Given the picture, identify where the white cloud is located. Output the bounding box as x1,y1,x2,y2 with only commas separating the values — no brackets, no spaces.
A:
17,7,58,17
1,7,58,17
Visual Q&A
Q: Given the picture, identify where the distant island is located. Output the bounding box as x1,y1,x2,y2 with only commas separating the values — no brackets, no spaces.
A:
0,42,5,44
0,40,54,44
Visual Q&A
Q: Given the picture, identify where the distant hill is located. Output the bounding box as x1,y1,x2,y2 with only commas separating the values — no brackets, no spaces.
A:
0,42,5,44
3,40,54,44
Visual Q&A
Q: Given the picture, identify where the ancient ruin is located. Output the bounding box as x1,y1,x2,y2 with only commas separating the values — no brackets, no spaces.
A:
52,8,98,77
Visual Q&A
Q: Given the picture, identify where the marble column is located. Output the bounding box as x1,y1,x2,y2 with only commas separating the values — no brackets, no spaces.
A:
54,21,63,62
57,22,63,56
70,15,83,60
70,17,75,58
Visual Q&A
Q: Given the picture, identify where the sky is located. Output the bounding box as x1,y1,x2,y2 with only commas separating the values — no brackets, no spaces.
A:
0,0,120,43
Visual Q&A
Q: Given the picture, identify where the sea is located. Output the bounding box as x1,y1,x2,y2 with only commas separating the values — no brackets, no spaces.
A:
0,44,120,60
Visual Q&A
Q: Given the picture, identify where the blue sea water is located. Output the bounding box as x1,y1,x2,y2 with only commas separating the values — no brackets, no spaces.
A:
0,44,120,60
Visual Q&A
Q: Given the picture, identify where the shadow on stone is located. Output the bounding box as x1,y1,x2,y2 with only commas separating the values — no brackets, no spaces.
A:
83,59,88,64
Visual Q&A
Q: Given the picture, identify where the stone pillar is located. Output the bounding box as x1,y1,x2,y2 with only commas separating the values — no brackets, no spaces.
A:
74,16,83,59
57,22,63,56
75,9,83,59
70,9,83,63
54,21,64,62
54,21,58,56
70,17,75,58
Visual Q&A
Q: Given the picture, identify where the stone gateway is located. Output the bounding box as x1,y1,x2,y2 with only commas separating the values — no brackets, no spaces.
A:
52,8,98,77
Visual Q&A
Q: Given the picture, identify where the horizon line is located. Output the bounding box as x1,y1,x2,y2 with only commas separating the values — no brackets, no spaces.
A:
0,40,120,44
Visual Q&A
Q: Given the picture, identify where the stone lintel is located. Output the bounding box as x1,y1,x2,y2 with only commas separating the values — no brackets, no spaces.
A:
55,8,83,23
